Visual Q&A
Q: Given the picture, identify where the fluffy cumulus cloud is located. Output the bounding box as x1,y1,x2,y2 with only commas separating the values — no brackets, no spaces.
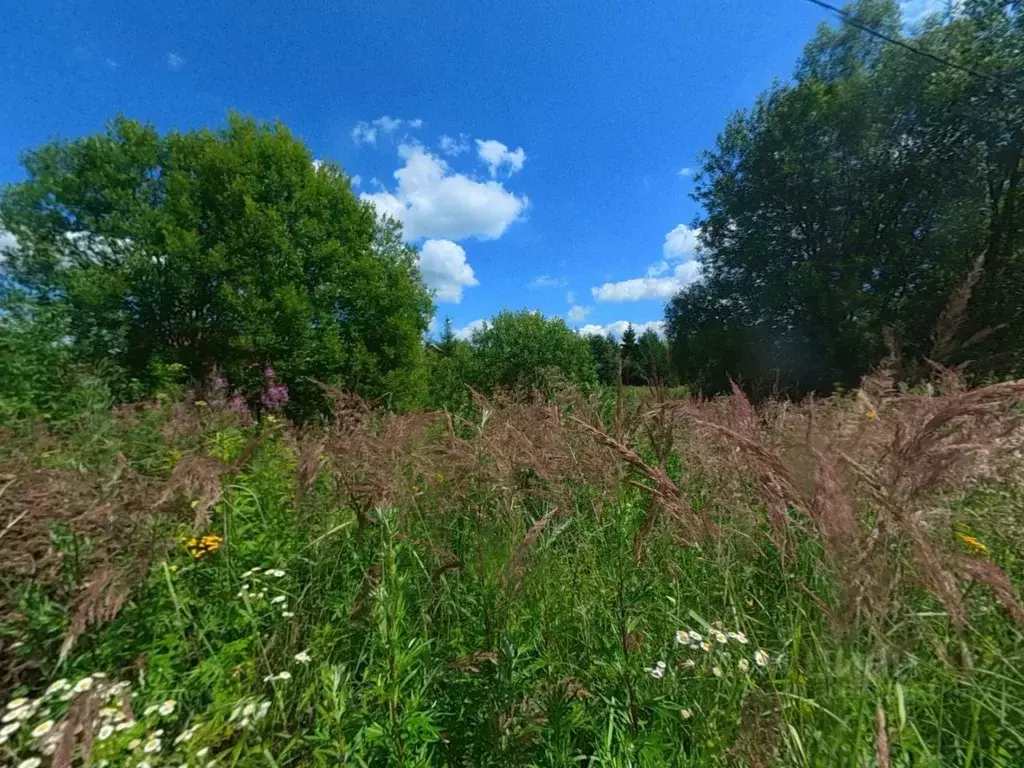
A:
592,261,701,301
167,53,185,71
476,139,526,178
439,133,471,156
663,223,700,259
678,167,693,177
566,305,591,322
417,238,478,303
578,320,665,339
454,318,487,340
528,274,568,289
352,116,423,147
592,224,702,302
360,143,528,241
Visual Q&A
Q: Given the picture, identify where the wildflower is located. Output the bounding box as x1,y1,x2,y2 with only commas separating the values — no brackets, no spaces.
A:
138,763,152,768
197,747,210,759
294,650,311,664
143,736,162,753
738,658,750,672
266,569,285,578
700,640,712,652
158,699,176,716
241,568,261,578
194,400,208,408
728,631,748,644
6,697,28,710
674,630,687,645
712,630,728,644
174,725,197,744
648,661,667,679
45,679,69,696
681,708,693,720
682,658,696,669
2,706,30,723
270,595,287,604
31,720,55,738
116,720,134,731
17,758,42,768
958,533,988,554
97,724,115,740
242,703,256,718
144,705,158,716
711,666,723,678
277,671,292,681
687,630,703,645
754,649,770,667
73,676,94,693
1,721,21,737
256,701,271,719
238,717,250,728
865,410,878,420
282,611,295,618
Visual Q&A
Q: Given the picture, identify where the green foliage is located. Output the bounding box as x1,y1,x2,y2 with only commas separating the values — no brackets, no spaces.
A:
587,333,621,386
464,310,598,396
0,113,433,419
667,0,1024,395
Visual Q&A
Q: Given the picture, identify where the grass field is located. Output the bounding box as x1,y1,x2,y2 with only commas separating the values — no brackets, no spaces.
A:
2,375,1023,767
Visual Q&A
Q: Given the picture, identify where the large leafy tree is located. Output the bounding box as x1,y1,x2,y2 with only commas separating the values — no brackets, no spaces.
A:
667,0,1024,395
465,310,598,395
0,114,433,415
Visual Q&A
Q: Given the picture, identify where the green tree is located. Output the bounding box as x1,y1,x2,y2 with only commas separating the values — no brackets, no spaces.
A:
465,310,597,395
0,114,433,417
667,0,1024,395
586,333,621,386
620,324,640,386
637,329,671,385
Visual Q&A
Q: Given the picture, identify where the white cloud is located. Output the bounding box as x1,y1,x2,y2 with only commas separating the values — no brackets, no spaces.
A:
578,320,665,339
0,230,16,264
663,224,700,259
167,53,185,71
417,239,479,303
678,167,693,177
350,174,361,188
476,139,526,178
567,305,591,322
528,274,568,289
361,143,528,241
646,261,669,277
900,0,947,24
352,116,423,147
105,58,119,69
439,133,471,156
566,290,576,304
455,318,487,340
592,261,702,302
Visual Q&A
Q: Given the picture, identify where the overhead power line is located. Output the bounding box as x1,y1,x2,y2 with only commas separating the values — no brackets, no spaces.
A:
800,0,1022,95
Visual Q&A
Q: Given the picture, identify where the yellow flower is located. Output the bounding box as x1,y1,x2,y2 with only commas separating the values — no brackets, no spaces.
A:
958,533,988,554
865,410,878,420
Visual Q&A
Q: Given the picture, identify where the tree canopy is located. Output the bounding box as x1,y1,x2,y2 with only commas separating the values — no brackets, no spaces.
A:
0,114,433,416
667,0,1024,396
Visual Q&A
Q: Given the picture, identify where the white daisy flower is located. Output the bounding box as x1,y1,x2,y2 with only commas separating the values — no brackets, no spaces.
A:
45,679,70,696
256,701,271,720
700,640,712,652
738,658,750,672
728,631,749,644
97,723,115,740
682,658,696,669
711,666,723,678
687,630,703,645
143,736,162,753
116,720,135,730
712,630,728,644
648,661,667,679
674,630,687,645
270,595,287,604
31,720,54,738
282,611,295,618
158,699,176,716
72,676,94,693
129,738,142,749
267,569,286,578
681,708,693,720
197,746,210,758
294,650,311,664
754,649,770,667
17,758,43,768
5,697,28,710
144,705,158,716
277,671,292,681
1,721,21,736
2,707,29,723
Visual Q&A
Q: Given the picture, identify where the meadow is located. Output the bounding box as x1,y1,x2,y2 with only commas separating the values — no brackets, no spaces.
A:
2,369,1023,767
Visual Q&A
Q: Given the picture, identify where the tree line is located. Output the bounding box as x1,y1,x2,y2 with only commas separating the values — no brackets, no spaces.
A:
2,0,1022,421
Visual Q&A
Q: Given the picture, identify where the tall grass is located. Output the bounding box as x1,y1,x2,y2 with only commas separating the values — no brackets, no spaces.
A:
1,374,1023,766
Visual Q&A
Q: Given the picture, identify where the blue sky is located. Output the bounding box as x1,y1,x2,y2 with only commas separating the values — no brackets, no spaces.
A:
0,0,934,339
